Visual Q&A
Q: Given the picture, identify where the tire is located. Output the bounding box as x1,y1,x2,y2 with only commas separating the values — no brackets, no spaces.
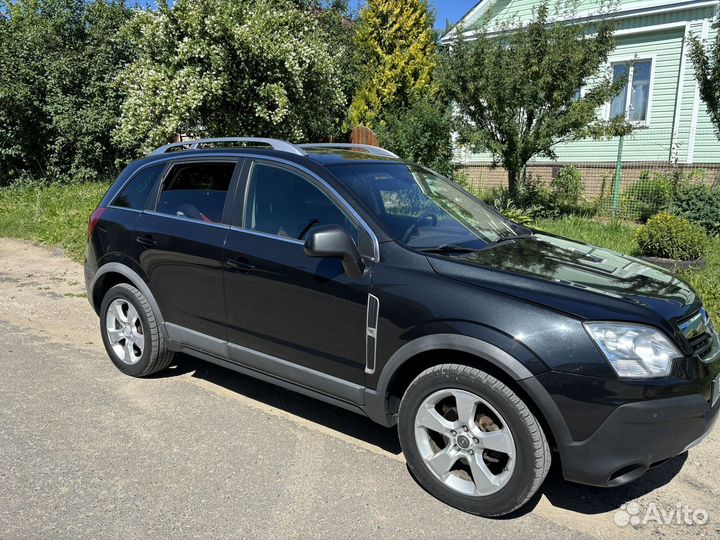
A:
398,364,550,517
99,283,174,377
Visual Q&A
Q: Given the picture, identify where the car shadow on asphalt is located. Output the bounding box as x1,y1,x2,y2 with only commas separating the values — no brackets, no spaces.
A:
157,354,688,519
158,353,402,455
541,452,687,514
499,451,688,519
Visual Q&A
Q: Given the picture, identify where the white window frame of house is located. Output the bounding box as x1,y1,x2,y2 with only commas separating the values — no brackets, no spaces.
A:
603,55,656,127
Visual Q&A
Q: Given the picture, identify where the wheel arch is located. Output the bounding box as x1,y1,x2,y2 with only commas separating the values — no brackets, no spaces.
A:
364,334,566,457
91,263,168,339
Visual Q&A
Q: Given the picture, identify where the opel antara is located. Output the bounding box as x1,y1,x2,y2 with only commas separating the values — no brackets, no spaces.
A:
85,138,720,516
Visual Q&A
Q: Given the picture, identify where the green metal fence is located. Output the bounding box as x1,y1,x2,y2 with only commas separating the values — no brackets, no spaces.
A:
456,129,720,220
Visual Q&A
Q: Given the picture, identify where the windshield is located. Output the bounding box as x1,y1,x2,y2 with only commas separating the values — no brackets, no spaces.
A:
327,162,524,250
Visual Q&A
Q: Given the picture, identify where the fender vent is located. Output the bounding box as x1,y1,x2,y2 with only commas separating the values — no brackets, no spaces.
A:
366,294,380,374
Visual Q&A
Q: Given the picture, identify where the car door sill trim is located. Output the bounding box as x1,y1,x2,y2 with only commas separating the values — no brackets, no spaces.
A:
180,347,368,418
165,322,365,406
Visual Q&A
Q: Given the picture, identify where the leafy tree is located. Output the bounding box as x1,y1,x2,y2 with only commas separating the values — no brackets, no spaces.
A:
688,11,720,139
348,0,438,128
114,0,347,154
441,2,631,194
299,0,365,130
375,96,454,177
0,0,133,185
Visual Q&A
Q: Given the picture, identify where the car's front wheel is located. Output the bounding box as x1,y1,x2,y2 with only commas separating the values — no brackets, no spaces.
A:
398,364,550,517
100,283,174,377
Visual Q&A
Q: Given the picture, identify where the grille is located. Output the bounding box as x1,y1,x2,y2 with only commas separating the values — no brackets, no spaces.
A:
680,309,720,364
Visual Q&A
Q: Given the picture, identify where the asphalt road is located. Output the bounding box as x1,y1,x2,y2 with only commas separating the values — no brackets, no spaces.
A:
1,238,719,540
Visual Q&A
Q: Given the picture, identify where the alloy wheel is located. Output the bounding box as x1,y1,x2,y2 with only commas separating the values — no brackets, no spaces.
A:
414,388,516,496
105,298,145,365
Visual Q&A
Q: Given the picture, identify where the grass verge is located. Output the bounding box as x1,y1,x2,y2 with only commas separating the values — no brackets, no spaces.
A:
0,182,109,262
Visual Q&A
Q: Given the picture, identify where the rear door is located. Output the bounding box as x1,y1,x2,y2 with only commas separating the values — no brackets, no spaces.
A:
134,158,243,343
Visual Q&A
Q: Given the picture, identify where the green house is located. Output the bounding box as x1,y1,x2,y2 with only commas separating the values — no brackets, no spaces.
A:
443,0,720,195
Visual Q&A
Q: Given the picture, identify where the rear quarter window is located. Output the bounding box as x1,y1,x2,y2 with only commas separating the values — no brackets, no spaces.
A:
112,164,166,210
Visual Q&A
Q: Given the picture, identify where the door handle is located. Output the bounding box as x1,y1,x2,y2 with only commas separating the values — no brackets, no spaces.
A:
136,235,157,247
226,257,254,273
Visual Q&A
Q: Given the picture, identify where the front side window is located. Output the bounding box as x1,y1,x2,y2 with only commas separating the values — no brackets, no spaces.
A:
112,164,165,210
609,60,652,123
156,162,236,223
327,163,520,250
244,163,358,241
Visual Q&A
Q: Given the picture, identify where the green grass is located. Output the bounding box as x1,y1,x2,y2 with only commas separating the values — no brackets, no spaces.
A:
0,185,717,321
0,182,109,262
536,216,720,321
535,216,639,255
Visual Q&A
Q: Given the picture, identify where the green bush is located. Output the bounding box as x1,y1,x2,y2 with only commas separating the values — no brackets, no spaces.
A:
514,174,551,208
635,212,709,261
622,171,674,221
492,199,537,226
550,165,583,206
674,182,720,236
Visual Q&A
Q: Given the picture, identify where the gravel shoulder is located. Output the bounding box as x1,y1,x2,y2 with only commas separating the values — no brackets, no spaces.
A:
0,237,718,540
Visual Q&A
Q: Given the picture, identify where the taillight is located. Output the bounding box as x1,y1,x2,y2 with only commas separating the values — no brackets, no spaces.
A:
87,207,106,239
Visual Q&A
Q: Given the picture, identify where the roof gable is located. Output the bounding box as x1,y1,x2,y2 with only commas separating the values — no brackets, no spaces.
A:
443,0,715,41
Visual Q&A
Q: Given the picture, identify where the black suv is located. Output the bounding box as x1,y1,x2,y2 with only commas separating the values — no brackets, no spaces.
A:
86,138,720,516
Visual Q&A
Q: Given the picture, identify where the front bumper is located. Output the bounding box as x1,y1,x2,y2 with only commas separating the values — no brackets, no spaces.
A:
520,368,720,487
558,392,719,486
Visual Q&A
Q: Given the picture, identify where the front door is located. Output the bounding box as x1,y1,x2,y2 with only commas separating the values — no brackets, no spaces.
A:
224,160,370,387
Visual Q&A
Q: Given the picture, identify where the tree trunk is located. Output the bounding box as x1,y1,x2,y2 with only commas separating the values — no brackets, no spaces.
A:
507,168,519,196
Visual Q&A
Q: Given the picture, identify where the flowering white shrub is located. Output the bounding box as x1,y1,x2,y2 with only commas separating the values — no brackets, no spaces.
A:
114,0,346,153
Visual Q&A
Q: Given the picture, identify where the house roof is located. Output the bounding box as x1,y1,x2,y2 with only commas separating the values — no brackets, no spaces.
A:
442,0,717,42
441,0,494,42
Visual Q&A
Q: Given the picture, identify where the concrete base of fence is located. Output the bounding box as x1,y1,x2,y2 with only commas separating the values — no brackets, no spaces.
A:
639,256,707,272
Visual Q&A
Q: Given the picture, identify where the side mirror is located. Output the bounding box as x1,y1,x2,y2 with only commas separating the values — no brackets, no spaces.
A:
304,225,365,279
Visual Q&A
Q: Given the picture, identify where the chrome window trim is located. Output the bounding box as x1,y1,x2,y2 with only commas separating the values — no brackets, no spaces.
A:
106,206,143,213
109,155,239,208
111,151,381,260
239,154,380,261
143,210,232,230
228,226,304,246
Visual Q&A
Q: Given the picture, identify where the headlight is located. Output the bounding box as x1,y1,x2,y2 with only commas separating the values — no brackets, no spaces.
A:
584,322,681,378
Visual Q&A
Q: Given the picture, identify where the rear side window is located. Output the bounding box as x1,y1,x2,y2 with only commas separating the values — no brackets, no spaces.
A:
112,164,165,210
156,162,236,223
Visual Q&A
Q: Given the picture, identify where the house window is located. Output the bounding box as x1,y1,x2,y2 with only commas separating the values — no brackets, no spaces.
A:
608,59,653,124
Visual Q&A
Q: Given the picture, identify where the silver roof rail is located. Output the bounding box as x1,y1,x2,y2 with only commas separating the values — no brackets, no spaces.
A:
298,143,399,159
150,137,304,156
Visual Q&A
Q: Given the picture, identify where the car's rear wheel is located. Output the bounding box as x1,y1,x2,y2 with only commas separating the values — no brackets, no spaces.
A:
398,364,550,517
100,283,174,377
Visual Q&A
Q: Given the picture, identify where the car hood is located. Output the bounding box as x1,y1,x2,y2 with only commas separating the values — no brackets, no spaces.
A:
426,233,701,324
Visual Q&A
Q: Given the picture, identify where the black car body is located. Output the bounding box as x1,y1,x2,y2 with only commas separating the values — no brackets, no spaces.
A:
86,139,720,516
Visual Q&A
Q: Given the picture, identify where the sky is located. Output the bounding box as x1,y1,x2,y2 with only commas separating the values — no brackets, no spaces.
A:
344,0,478,30
428,0,478,31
